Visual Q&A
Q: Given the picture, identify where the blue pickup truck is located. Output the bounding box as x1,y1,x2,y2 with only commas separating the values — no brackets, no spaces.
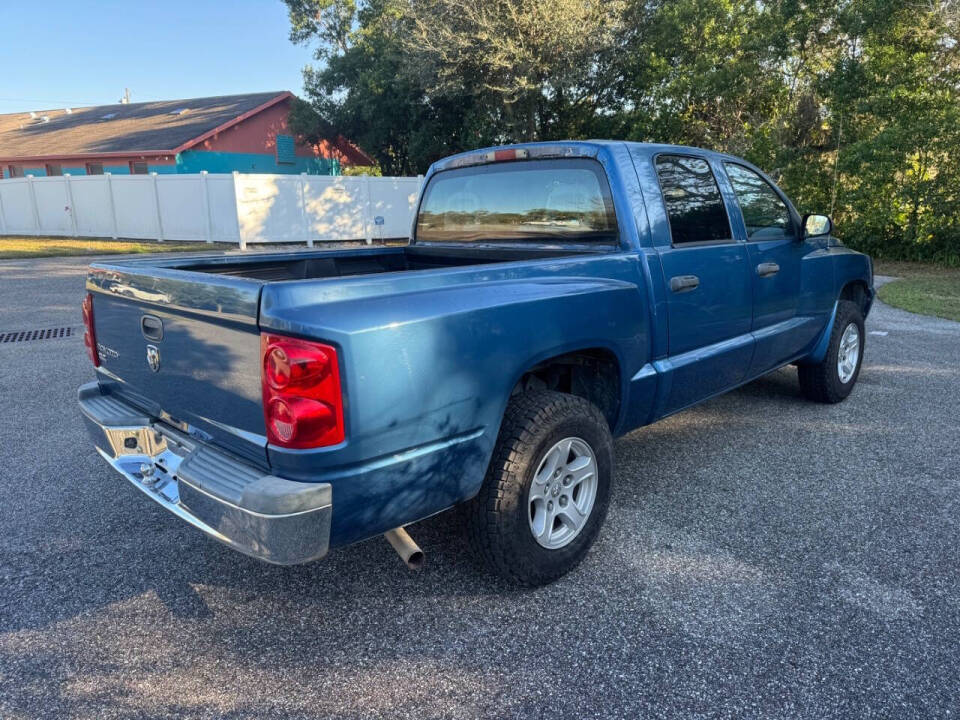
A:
79,141,873,586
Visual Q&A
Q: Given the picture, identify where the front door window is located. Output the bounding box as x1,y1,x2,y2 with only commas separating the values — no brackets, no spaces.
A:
724,163,794,241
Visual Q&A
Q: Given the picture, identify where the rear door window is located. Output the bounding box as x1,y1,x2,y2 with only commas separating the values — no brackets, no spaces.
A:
415,158,618,244
654,155,732,245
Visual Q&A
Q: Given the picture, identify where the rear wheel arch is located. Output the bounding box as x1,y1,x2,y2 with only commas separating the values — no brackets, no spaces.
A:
510,347,622,431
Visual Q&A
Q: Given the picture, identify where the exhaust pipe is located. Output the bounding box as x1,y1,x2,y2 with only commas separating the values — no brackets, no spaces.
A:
384,527,424,570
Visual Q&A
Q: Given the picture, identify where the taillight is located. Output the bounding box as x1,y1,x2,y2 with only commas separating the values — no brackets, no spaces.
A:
261,334,344,448
82,293,99,367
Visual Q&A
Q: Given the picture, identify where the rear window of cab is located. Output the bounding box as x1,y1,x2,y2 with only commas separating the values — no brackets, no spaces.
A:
415,159,618,245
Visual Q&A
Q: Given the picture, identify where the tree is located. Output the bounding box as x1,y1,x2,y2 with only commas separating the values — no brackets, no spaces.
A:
824,0,960,261
286,0,478,174
285,0,960,262
401,0,623,141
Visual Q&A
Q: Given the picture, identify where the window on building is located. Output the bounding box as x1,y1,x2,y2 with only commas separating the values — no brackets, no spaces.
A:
45,164,63,176
7,165,24,178
85,162,104,175
275,134,296,165
724,163,794,241
129,161,149,174
654,155,732,245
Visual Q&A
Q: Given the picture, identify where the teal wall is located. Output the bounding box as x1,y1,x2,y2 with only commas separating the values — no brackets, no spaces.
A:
2,163,177,178
175,150,340,175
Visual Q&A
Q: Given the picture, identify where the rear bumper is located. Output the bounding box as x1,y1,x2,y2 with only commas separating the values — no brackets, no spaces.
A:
78,382,332,565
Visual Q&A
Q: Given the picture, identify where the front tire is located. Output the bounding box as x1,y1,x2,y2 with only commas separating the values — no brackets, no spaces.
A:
465,390,613,587
798,300,865,403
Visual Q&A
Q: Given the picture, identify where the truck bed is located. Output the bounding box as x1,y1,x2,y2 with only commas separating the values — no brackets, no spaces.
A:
171,244,587,281
84,242,605,467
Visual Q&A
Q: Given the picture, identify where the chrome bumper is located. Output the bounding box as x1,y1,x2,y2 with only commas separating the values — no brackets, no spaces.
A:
78,382,332,565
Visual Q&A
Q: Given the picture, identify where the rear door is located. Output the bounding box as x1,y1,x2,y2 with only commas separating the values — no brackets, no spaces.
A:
648,153,754,412
721,162,819,373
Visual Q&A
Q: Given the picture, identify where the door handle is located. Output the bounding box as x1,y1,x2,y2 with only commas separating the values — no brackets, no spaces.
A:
757,262,780,278
670,275,700,293
140,315,164,341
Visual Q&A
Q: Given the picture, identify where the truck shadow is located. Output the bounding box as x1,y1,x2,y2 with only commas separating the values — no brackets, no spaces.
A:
728,365,802,400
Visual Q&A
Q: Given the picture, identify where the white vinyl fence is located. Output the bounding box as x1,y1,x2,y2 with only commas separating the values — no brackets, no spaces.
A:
0,171,423,249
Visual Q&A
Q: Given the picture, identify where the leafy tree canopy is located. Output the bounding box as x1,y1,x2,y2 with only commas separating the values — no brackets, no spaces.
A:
285,0,960,263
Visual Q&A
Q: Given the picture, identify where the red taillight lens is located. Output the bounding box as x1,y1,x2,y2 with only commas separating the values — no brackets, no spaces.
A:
264,342,330,390
493,148,527,162
266,398,297,443
261,334,344,448
82,293,99,367
266,397,337,445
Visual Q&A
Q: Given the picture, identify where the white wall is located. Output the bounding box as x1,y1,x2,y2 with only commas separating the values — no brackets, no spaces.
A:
0,171,423,248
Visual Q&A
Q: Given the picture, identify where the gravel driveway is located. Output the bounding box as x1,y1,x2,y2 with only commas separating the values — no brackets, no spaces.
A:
1,257,958,719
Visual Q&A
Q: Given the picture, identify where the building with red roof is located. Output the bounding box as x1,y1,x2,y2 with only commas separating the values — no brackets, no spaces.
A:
0,91,372,178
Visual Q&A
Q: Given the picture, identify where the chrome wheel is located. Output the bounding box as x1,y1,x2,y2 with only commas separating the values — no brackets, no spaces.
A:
837,322,860,384
528,437,598,550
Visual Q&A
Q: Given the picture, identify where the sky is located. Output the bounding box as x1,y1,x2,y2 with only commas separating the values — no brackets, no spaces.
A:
0,1,316,114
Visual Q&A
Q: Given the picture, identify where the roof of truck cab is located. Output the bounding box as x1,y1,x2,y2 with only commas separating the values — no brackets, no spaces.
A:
431,140,739,171
585,140,747,161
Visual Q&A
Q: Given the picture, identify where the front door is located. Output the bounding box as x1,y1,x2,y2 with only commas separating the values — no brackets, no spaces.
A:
651,154,754,412
721,162,819,372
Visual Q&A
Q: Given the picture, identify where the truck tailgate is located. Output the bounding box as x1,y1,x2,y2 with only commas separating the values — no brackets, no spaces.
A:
87,263,266,466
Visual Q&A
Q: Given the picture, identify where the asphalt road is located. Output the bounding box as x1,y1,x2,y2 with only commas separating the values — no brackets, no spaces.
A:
1,256,959,719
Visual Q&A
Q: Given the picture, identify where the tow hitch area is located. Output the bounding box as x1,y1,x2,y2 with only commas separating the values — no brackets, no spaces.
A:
105,426,189,504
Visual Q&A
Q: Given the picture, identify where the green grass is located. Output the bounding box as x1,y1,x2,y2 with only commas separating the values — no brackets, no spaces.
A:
0,236,234,259
875,261,960,322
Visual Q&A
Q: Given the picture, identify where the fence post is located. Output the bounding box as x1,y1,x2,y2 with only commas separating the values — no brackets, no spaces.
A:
199,171,213,243
0,180,7,235
26,175,41,234
232,171,246,250
105,173,119,239
64,173,79,236
300,172,313,248
362,174,373,244
151,172,164,242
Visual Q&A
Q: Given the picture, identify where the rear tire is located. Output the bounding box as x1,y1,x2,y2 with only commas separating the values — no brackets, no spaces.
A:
798,300,865,403
465,390,613,587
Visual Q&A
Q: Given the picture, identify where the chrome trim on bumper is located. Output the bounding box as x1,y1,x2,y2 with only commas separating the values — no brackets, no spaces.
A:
78,382,332,565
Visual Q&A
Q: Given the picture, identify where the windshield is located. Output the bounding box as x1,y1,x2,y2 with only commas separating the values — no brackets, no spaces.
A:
415,158,618,244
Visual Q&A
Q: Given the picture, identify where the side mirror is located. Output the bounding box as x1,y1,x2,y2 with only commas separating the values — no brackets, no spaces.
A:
803,213,832,239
